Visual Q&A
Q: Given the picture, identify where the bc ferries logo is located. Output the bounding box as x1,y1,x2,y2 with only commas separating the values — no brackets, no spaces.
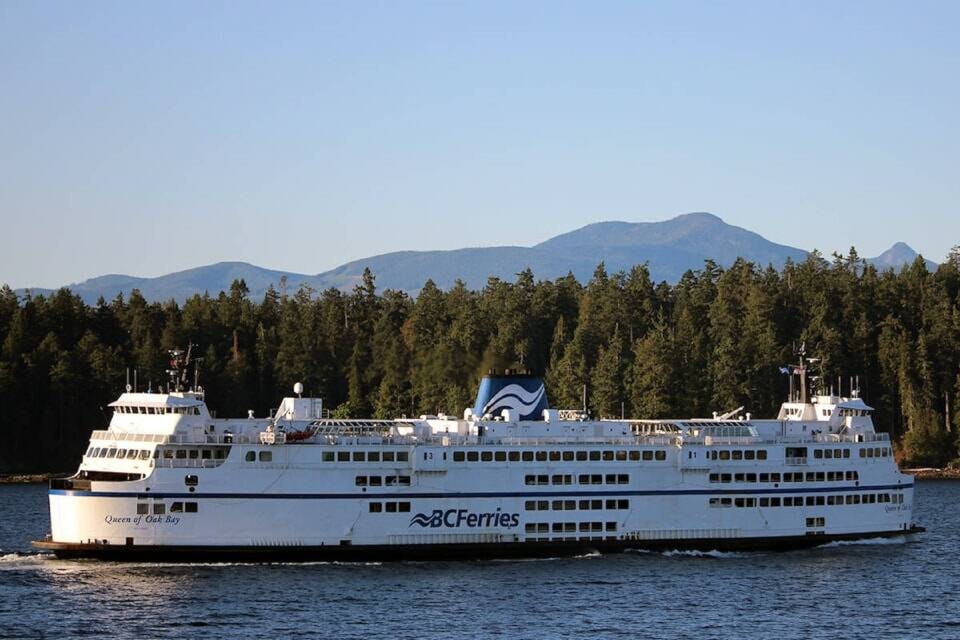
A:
409,508,520,529
482,383,546,419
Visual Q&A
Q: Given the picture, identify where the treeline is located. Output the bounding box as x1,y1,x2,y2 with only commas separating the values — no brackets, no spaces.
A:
2,249,960,473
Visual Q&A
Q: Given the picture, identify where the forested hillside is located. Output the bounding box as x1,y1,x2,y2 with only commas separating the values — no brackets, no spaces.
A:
2,249,958,474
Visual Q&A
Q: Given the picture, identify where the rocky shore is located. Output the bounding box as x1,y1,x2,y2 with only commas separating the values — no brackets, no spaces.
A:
904,468,960,480
0,473,64,485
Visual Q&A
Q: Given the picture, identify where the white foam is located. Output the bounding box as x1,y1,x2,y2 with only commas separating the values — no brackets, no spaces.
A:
660,549,744,559
820,536,906,548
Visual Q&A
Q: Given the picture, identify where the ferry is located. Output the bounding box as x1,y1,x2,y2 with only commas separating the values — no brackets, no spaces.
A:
34,351,923,561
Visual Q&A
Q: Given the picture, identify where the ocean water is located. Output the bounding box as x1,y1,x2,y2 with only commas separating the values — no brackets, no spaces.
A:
1,481,958,640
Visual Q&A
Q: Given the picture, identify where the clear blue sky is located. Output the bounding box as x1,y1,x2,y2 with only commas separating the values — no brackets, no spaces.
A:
1,1,957,288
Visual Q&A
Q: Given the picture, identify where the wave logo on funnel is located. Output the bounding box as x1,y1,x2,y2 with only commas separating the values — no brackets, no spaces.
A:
482,383,546,419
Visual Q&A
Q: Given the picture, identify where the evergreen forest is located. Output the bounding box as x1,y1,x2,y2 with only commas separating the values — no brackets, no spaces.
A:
2,249,960,474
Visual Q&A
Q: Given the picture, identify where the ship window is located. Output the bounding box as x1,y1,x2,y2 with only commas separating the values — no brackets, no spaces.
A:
535,451,547,462
356,476,368,486
522,451,534,462
735,473,745,482
467,451,479,462
719,451,730,460
757,450,768,460
123,449,135,459
453,451,465,462
642,451,653,461
617,474,629,484
337,452,350,462
495,451,506,462
602,451,614,461
770,497,781,507
744,450,755,460
398,502,410,512
139,450,151,460
188,449,199,459
732,450,743,461
589,451,601,461
710,474,720,483
321,452,333,462
137,503,149,515
386,502,397,513
171,502,184,513
746,473,756,483
183,502,196,513
721,474,732,483
369,502,382,513
175,449,186,459
184,475,198,486
814,449,823,459
397,452,409,462
259,451,272,462
369,476,382,487
353,452,365,462
509,451,520,462
759,473,769,483
525,500,536,510
153,503,165,515
629,451,640,461
481,451,493,462
382,452,395,462
245,451,255,462
655,451,666,461
616,450,627,461
368,452,380,462
399,476,410,485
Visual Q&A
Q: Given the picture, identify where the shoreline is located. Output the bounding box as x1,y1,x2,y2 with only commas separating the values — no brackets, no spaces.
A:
0,473,65,485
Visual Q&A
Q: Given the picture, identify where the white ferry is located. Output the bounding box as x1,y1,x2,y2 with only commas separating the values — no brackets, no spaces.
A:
34,352,922,561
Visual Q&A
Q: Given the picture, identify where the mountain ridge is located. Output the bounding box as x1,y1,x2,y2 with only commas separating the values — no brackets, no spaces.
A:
12,213,937,303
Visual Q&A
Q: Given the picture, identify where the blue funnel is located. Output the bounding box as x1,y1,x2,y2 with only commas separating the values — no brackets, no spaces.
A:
473,373,548,420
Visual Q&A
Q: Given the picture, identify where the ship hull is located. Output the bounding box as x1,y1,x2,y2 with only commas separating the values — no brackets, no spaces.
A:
33,526,924,562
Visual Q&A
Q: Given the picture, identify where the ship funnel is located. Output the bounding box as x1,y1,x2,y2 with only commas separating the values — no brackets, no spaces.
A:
473,370,548,421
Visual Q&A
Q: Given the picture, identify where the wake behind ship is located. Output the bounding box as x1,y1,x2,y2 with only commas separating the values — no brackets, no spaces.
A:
34,353,922,561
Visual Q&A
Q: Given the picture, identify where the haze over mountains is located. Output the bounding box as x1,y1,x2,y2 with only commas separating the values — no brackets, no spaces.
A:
15,213,938,304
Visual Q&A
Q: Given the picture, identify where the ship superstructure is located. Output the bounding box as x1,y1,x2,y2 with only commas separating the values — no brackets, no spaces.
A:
35,355,921,561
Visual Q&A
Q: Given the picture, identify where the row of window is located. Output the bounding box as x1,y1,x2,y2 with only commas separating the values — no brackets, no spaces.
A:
244,451,274,462
858,447,892,459
524,473,630,486
114,406,201,415
708,492,902,508
136,501,198,515
709,470,860,484
524,522,619,534
368,502,411,513
806,517,826,528
355,475,412,487
453,449,667,463
707,450,769,461
525,499,630,512
811,448,853,459
165,448,227,460
320,451,410,463
86,447,152,461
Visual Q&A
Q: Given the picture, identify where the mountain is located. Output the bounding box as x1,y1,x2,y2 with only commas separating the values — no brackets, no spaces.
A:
13,213,930,303
867,242,938,272
18,263,318,305
311,213,808,294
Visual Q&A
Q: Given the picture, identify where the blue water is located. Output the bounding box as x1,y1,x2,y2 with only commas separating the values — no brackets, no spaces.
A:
1,481,958,640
